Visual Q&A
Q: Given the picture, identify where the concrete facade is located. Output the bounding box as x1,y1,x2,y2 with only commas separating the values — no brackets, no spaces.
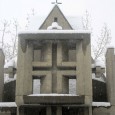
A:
39,5,72,30
0,49,5,101
0,4,115,115
106,48,115,115
16,31,92,115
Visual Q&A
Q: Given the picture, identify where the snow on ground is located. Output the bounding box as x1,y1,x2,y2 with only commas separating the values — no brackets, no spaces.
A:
0,102,17,107
92,102,111,107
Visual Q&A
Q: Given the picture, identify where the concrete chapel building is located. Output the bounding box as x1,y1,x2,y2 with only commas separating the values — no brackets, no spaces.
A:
0,2,115,115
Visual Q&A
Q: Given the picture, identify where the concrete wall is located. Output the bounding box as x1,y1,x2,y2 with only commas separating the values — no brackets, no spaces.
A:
0,49,5,102
106,48,115,104
106,48,115,115
0,112,11,115
93,107,110,115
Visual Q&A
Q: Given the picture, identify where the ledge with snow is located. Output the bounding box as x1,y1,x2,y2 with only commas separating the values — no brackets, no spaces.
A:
19,30,90,40
0,102,17,107
23,94,84,105
92,102,111,107
18,30,91,52
0,102,17,111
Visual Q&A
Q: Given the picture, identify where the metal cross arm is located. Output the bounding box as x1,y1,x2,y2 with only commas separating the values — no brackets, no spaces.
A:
52,0,62,4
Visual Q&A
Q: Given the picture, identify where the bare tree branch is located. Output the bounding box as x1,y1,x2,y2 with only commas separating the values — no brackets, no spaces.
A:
94,24,111,60
82,10,92,30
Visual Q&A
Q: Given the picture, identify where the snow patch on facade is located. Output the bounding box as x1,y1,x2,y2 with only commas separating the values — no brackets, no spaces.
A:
92,102,111,107
4,57,17,68
4,74,16,84
0,102,17,107
28,94,78,96
19,30,91,34
47,22,62,30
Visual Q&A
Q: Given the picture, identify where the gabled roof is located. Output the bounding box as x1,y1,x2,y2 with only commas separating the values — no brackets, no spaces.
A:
39,5,73,30
28,16,84,30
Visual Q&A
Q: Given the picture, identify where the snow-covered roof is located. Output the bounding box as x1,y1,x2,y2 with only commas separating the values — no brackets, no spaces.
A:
27,15,84,31
92,59,105,68
92,102,111,107
92,73,106,83
4,57,17,68
4,74,16,84
19,30,91,35
0,102,17,107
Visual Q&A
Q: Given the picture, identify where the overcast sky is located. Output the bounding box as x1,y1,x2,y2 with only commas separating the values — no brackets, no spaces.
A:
0,0,115,46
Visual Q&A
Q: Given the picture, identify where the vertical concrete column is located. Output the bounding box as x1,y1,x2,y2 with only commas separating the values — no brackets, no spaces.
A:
62,76,69,93
17,107,24,115
110,106,115,115
62,42,68,61
95,66,102,78
84,107,92,115
40,42,52,93
106,48,115,104
56,107,62,115
83,38,92,105
23,42,33,95
41,73,52,93
41,42,52,63
76,40,85,95
16,38,25,105
57,72,63,93
52,43,57,93
0,49,5,101
57,42,63,65
57,73,69,94
46,107,52,115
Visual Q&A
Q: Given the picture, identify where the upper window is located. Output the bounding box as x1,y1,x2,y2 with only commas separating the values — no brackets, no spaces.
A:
54,17,58,22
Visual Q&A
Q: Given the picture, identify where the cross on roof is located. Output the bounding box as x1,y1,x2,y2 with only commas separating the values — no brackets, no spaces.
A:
52,0,62,4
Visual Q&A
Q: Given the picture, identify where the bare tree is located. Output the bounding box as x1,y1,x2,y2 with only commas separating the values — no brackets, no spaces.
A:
93,24,111,60
0,20,10,48
12,19,18,57
82,10,92,30
25,8,36,30
82,11,111,60
0,19,19,61
0,9,37,62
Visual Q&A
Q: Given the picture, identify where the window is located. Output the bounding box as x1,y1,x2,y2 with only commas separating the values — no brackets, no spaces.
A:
54,17,58,22
69,79,76,94
33,78,40,94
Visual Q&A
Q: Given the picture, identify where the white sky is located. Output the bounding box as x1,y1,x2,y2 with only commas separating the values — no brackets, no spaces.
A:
0,0,115,46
